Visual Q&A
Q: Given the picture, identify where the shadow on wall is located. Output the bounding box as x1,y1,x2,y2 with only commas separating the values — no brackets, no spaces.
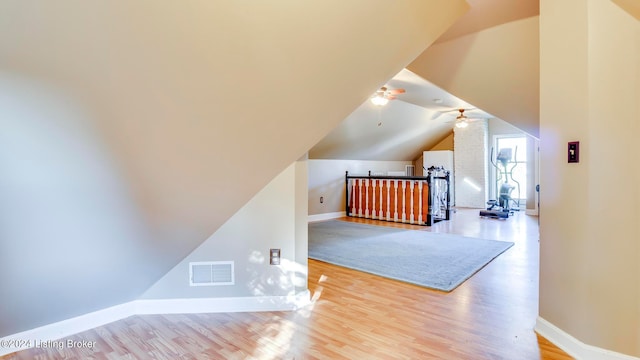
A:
247,251,307,298
0,73,160,336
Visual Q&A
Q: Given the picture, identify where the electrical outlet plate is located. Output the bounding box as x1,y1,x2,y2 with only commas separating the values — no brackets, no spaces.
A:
270,248,281,265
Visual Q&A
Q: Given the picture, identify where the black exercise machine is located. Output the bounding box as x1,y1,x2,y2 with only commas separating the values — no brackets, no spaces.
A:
479,147,521,219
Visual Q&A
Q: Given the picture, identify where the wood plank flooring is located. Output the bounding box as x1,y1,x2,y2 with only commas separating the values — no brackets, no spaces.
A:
3,209,572,359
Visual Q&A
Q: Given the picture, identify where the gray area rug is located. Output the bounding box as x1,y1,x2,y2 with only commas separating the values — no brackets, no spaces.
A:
308,220,514,292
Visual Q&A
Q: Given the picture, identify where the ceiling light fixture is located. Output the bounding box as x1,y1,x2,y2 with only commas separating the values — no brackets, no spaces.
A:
370,86,404,106
455,120,469,129
454,109,470,128
371,95,389,106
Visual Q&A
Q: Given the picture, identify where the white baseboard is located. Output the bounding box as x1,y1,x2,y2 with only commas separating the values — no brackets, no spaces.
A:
525,209,538,216
0,290,311,356
135,290,311,315
0,302,136,356
535,316,639,360
308,211,345,222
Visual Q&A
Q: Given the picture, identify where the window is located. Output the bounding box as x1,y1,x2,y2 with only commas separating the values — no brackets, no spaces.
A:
493,136,527,205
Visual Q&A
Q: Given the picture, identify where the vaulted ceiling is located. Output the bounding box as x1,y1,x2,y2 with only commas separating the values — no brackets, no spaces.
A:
310,0,540,161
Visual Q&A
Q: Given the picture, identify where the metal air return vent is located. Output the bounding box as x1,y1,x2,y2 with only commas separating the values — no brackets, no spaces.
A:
189,261,234,286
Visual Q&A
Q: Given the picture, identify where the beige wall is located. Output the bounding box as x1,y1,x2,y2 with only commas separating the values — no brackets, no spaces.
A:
612,0,640,20
539,0,640,356
142,162,306,299
409,16,540,138
429,132,454,151
0,1,469,337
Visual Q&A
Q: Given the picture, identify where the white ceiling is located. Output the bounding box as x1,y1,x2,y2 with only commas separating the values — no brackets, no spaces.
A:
386,68,493,118
309,69,492,160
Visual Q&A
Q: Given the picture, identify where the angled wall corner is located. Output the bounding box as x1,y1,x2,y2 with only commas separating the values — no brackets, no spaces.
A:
612,0,640,20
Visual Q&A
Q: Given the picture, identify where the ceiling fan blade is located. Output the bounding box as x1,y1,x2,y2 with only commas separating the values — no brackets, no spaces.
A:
441,107,477,114
388,88,405,95
439,108,463,114
431,112,444,120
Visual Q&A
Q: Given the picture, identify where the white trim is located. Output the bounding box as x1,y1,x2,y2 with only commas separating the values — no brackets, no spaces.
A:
535,316,639,360
135,290,311,315
0,290,311,356
0,302,136,356
525,209,538,216
308,211,345,222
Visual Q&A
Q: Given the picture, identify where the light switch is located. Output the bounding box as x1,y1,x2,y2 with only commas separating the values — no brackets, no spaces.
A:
568,141,579,163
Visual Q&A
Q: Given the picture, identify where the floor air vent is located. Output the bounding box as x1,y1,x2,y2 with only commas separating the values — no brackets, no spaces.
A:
189,261,234,286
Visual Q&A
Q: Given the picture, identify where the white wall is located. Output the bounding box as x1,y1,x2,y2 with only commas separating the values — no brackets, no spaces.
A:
308,159,413,217
294,158,309,294
454,120,488,208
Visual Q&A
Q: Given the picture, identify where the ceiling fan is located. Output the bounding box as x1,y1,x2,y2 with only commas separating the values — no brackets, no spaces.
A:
370,86,405,106
454,108,472,128
441,108,481,128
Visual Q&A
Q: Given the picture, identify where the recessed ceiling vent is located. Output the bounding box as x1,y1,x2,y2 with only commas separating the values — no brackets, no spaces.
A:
189,261,234,286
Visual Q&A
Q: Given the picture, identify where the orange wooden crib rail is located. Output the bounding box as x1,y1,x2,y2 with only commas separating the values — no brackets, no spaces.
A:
345,172,449,226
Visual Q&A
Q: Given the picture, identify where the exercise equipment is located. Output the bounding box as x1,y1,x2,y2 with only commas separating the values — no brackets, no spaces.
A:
426,166,451,225
479,147,521,219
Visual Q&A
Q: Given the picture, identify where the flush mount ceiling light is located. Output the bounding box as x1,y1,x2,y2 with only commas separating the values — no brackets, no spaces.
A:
370,86,405,106
453,108,474,128
455,120,469,128
371,94,389,106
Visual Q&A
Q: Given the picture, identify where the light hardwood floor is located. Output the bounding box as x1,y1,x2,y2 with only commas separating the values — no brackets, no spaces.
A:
3,209,572,359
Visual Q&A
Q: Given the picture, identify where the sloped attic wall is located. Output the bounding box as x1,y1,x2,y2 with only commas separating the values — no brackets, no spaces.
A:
0,1,468,336
141,161,308,300
409,16,540,138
